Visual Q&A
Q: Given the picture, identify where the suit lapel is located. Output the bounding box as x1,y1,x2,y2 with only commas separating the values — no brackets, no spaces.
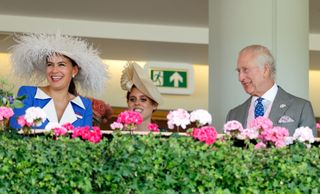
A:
241,97,252,127
269,87,292,124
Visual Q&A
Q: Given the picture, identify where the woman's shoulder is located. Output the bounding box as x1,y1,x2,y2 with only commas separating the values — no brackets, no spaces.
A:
17,85,38,95
76,95,93,107
18,85,37,91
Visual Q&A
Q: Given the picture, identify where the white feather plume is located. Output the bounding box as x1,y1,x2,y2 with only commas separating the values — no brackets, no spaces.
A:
9,32,108,93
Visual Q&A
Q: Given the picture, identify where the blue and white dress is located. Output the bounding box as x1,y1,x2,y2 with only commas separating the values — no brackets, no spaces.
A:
10,86,93,129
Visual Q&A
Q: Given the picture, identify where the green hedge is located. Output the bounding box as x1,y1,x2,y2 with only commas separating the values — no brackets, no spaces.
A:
0,132,320,193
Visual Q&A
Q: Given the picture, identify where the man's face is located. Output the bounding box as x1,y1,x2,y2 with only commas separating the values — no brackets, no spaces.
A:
236,52,267,96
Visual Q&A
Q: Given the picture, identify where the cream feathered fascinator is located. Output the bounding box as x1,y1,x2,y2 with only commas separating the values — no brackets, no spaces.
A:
121,62,163,105
9,32,108,93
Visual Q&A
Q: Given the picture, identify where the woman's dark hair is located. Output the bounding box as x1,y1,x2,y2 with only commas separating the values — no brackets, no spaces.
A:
46,53,79,96
67,56,79,96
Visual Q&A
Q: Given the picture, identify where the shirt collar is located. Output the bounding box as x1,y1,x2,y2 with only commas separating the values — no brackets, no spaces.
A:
253,83,278,102
35,87,85,110
71,96,85,109
35,88,51,99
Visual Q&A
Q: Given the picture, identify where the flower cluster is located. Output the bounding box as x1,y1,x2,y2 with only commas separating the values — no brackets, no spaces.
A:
167,108,190,130
0,107,14,121
191,126,218,145
167,108,217,145
0,79,25,131
224,117,299,149
110,110,143,131
148,123,160,132
18,107,47,134
167,108,212,129
46,122,74,137
292,126,315,148
46,122,102,143
0,106,14,131
72,126,103,144
223,120,244,138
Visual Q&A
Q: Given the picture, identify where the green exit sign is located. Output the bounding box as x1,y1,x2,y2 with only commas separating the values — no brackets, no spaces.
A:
150,70,187,88
145,61,194,95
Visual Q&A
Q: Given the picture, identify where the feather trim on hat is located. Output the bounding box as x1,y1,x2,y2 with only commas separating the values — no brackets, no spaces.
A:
120,61,163,105
9,32,108,93
120,62,134,91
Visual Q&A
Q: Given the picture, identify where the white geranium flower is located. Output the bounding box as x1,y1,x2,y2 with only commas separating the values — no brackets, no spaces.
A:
167,108,190,129
190,109,212,127
24,107,47,127
293,126,315,144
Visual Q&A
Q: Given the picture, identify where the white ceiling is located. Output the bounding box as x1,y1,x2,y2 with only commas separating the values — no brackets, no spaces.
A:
0,0,320,68
0,0,207,27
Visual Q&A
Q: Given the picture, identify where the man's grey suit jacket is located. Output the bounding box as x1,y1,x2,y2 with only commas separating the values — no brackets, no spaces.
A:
226,86,316,136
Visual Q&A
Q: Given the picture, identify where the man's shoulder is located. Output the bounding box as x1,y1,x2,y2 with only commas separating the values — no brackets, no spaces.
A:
277,87,310,103
229,98,251,112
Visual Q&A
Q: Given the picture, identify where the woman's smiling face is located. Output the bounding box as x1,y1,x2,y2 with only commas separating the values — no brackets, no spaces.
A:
127,87,157,122
46,54,78,91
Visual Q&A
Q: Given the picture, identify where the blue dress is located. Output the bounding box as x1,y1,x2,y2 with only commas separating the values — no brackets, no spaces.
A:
10,86,93,129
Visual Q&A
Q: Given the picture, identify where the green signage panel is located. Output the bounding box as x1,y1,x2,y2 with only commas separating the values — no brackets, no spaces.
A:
151,70,187,88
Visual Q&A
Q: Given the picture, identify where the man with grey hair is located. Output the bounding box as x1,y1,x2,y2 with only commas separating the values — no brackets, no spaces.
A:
226,44,316,136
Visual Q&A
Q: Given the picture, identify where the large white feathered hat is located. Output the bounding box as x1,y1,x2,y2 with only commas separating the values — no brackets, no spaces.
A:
120,61,163,105
9,32,108,93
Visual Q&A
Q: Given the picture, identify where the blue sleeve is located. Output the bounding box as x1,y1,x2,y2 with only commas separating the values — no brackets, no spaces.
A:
82,97,93,128
9,86,36,129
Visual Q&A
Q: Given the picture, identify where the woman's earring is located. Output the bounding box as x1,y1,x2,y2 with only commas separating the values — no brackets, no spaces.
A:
72,74,75,78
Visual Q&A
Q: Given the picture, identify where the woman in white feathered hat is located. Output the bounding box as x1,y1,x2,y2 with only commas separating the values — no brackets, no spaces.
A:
9,32,108,130
120,61,163,131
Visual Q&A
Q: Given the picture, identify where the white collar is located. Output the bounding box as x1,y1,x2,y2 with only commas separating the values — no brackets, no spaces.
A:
35,87,85,109
253,83,278,102
35,87,86,125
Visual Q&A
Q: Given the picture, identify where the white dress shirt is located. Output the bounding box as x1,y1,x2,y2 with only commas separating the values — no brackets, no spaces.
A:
246,83,278,128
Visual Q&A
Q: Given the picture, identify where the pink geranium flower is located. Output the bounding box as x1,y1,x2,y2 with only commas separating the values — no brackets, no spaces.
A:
62,123,75,131
72,126,91,139
54,126,68,136
260,126,289,148
87,126,103,143
18,116,33,127
191,126,218,145
0,106,14,120
240,128,259,140
224,120,243,135
46,122,75,138
255,142,267,149
110,121,124,130
249,116,273,132
148,123,160,132
114,110,143,131
71,126,102,144
224,117,290,149
117,110,143,125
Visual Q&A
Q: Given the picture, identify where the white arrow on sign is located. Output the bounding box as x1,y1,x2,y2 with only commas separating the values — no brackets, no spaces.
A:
169,72,183,87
